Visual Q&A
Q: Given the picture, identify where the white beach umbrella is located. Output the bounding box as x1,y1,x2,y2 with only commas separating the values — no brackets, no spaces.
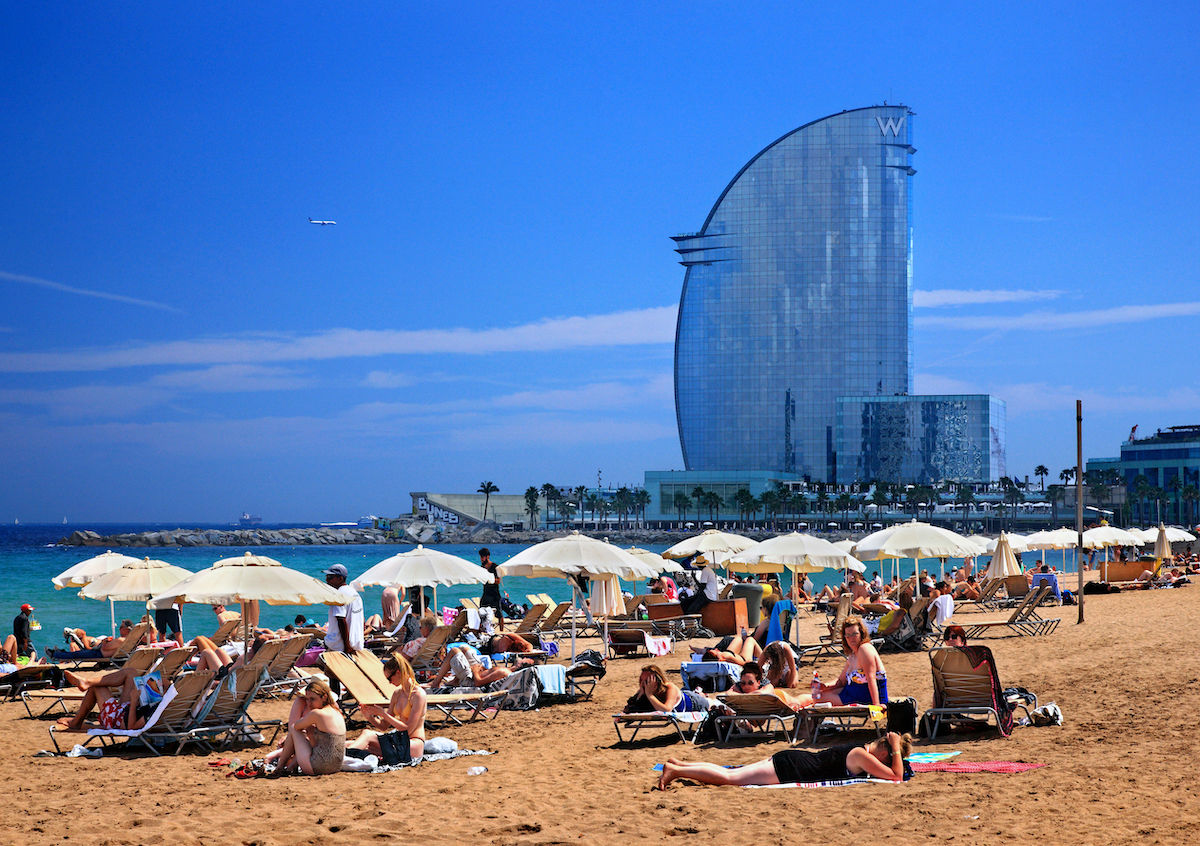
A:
53,550,144,636
662,529,757,568
1026,527,1079,570
832,539,857,553
855,520,985,593
1152,524,1173,565
626,547,684,573
728,532,863,575
497,532,659,660
981,532,1024,580
149,551,347,646
352,545,492,610
79,556,193,602
1162,526,1196,543
965,535,993,551
1082,522,1144,580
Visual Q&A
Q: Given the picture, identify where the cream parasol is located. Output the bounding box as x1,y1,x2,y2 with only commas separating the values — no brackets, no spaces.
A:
150,551,347,646
53,550,144,635
981,532,1024,580
80,556,193,602
626,547,684,573
662,529,757,568
497,532,659,659
352,545,492,610
728,532,863,575
1025,527,1078,571
854,520,986,594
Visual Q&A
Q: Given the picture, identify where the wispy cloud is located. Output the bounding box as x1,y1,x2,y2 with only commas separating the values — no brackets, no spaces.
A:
0,305,678,373
915,301,1200,332
914,372,1200,417
914,289,1064,308
361,370,415,389
147,364,312,392
0,269,184,314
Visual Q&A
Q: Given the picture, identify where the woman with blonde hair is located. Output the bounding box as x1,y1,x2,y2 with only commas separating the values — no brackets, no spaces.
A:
347,653,427,762
269,680,345,775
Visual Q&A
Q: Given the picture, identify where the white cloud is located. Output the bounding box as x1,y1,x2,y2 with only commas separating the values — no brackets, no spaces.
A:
914,373,1200,417
915,301,1200,332
913,289,1064,308
362,370,415,389
0,305,678,373
0,269,184,313
148,364,312,392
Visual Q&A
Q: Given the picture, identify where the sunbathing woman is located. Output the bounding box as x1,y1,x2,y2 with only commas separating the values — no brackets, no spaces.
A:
657,731,911,789
270,680,345,776
346,654,427,761
627,664,711,713
701,630,762,665
761,642,799,689
428,645,511,689
783,616,888,710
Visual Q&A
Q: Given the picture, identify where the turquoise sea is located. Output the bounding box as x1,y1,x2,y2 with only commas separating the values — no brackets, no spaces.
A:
0,523,1078,649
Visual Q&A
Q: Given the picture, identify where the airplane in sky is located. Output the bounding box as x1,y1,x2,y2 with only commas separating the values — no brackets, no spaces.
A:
308,217,337,225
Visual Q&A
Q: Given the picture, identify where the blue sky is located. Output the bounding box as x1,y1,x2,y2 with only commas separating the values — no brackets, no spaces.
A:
2,3,1198,522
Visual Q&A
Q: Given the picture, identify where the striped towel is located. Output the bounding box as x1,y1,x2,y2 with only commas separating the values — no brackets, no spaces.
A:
911,761,1045,774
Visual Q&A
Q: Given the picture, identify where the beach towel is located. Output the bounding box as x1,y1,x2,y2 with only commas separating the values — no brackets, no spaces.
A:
765,600,795,644
370,749,494,773
908,751,961,763
532,663,566,695
910,760,1045,774
644,635,672,657
650,763,903,789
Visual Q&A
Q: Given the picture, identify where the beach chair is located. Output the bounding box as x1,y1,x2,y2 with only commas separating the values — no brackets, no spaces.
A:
257,635,311,698
425,690,507,725
925,645,1035,739
564,654,606,701
532,601,572,636
511,603,548,635
712,691,803,743
796,595,853,660
48,669,217,756
0,664,63,701
680,660,742,693
874,608,923,652
612,711,708,744
407,625,454,674
209,617,243,647
793,703,887,744
460,597,480,612
606,628,673,659
1031,573,1063,604
321,651,390,708
959,588,1059,639
197,665,278,748
51,622,152,669
153,647,197,684
1001,575,1030,605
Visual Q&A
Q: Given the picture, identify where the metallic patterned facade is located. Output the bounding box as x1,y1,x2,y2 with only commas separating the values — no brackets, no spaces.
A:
835,395,1006,485
673,106,915,480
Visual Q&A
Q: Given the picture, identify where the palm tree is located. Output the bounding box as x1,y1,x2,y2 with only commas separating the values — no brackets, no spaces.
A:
1034,465,1049,491
572,485,588,530
691,486,706,524
672,492,692,524
1133,475,1151,525
835,493,852,525
523,486,540,530
540,483,559,527
955,485,975,531
1182,484,1199,526
733,488,755,524
703,490,722,522
1167,477,1183,524
815,490,830,519
633,489,651,528
761,489,781,530
477,480,499,522
585,493,601,529
614,486,634,529
1059,468,1075,488
1046,484,1063,526
558,497,577,528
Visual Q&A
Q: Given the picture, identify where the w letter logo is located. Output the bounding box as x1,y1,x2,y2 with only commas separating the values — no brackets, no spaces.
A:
875,116,906,136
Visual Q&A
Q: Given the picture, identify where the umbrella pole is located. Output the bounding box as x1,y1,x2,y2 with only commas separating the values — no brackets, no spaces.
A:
569,584,580,663
110,599,116,638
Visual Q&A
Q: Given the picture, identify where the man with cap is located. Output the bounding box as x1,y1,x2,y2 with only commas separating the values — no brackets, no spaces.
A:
13,603,37,662
323,564,364,655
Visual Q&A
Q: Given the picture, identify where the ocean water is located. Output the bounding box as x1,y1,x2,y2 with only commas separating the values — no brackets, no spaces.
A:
0,523,1078,651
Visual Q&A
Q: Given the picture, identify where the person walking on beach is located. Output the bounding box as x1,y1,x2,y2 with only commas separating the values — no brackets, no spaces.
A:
478,547,505,631
12,603,36,662
322,564,364,654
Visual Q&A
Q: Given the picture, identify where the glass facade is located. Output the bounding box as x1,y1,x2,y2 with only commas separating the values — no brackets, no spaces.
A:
674,106,915,480
835,395,1006,485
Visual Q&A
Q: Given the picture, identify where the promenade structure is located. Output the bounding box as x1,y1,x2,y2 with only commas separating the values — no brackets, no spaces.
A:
646,105,1005,521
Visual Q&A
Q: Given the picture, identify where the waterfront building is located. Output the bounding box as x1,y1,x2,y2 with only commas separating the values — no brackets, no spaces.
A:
1087,424,1200,524
667,105,1004,484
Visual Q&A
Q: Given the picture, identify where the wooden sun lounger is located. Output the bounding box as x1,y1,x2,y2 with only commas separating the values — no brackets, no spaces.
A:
49,669,218,756
511,603,548,635
256,636,311,698
960,587,1059,638
1,664,63,701
793,703,886,745
209,617,243,647
612,711,707,744
713,691,803,743
424,691,506,726
154,647,196,683
52,622,153,669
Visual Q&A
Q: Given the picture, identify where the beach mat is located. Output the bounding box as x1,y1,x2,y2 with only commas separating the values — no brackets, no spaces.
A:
911,760,1045,774
908,751,961,764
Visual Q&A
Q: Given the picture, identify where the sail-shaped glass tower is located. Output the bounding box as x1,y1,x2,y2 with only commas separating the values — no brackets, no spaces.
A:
673,106,916,481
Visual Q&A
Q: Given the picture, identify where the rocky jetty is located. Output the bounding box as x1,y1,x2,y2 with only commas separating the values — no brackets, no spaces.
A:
59,527,393,548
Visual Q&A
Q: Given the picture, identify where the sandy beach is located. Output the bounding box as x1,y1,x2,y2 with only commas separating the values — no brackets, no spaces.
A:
3,586,1199,846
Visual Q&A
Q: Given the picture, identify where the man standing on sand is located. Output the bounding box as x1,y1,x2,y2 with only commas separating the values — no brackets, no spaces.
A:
478,548,505,631
13,603,36,662
323,564,364,655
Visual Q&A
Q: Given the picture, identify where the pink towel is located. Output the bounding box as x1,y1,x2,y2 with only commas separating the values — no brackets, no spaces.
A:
910,761,1045,774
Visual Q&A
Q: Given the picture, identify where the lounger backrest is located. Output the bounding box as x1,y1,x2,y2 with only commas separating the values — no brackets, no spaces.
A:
265,636,309,679
537,593,555,607
321,651,389,706
157,669,214,730
210,618,241,646
203,667,265,725
624,595,645,616
906,597,930,629
408,625,452,668
244,638,287,674
514,604,548,633
350,649,397,698
113,622,151,658
122,647,164,675
446,609,468,641
1019,586,1053,618
1004,575,1029,598
460,597,480,611
977,579,1002,602
720,691,792,716
1004,589,1040,623
153,647,196,682
540,601,571,630
929,646,1001,711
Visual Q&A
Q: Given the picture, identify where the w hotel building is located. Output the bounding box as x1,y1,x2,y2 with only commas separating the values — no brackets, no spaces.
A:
650,106,1004,516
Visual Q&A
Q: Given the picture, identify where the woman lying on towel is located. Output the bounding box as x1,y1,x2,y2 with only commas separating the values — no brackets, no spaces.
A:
657,731,912,788
347,654,426,762
267,680,345,776
625,665,712,713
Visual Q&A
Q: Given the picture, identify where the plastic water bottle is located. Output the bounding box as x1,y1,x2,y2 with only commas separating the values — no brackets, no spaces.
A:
810,670,821,699
466,766,488,776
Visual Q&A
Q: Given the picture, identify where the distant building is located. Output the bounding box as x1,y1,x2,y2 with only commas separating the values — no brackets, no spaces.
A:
1087,424,1200,524
667,105,1004,485
409,491,542,528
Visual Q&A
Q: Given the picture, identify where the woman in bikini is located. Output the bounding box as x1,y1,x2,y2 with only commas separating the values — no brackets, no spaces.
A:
627,665,710,713
269,680,345,776
658,731,911,788
347,654,427,760
784,616,888,709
